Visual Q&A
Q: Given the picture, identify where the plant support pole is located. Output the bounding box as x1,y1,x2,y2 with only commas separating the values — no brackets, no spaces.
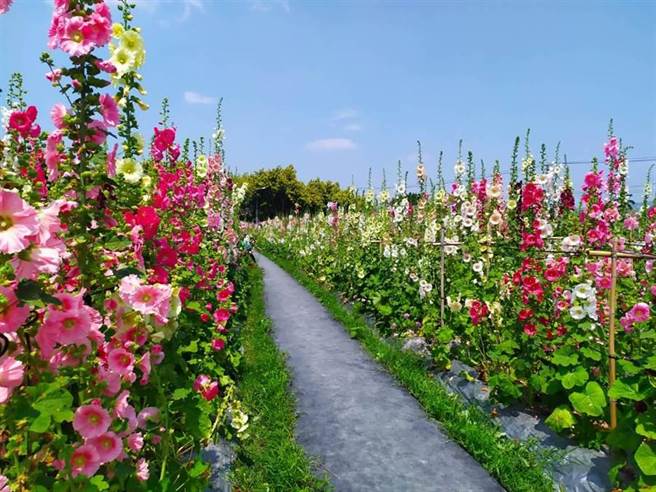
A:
440,228,445,330
607,238,618,430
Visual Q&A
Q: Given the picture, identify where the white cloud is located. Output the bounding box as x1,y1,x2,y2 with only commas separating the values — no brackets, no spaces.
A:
332,108,358,121
250,0,290,13
184,91,218,105
180,0,204,21
344,123,362,132
306,138,357,151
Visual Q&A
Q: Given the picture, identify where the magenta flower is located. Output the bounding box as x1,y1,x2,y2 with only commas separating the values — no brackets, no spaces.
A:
88,431,122,464
127,432,144,452
211,339,225,351
0,188,39,254
73,404,111,439
193,374,220,401
0,0,13,15
0,356,24,403
629,302,650,323
0,286,30,334
137,407,160,429
70,444,101,477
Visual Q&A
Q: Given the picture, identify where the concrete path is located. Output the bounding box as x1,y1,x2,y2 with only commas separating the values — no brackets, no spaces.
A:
255,253,503,492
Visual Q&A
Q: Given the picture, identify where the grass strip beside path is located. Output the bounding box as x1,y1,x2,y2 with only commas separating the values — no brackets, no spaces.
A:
262,251,555,492
231,261,331,491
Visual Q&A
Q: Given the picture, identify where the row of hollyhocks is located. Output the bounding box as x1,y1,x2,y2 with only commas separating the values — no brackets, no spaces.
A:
0,1,247,491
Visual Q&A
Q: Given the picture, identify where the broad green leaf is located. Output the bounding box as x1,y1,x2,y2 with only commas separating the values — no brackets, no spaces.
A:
552,348,578,367
609,380,646,401
30,413,51,433
636,412,656,439
635,442,656,476
580,347,602,362
171,388,191,400
189,459,209,478
545,406,576,431
561,366,589,390
569,382,606,417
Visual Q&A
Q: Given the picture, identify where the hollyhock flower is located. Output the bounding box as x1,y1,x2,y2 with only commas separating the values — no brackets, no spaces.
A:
629,302,650,323
8,106,37,137
138,352,151,385
96,59,117,73
604,137,619,160
89,431,122,464
99,94,119,127
73,404,111,439
108,348,135,376
98,366,121,396
0,286,30,334
44,303,94,346
88,119,108,145
137,407,160,429
11,237,65,280
0,0,13,14
583,171,604,190
211,339,225,351
0,474,9,492
521,182,544,211
151,345,165,365
127,432,144,452
45,131,64,181
0,188,39,254
124,206,160,239
193,374,220,401
46,68,62,83
136,458,149,481
0,356,24,403
71,444,101,477
114,390,138,432
523,324,537,336
153,127,175,152
156,241,178,268
214,308,230,324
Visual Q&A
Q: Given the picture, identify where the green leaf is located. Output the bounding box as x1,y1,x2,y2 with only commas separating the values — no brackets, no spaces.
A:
569,382,606,417
171,388,191,400
636,413,656,439
545,406,576,431
561,366,589,389
115,267,143,279
645,355,656,371
608,380,646,401
188,459,209,478
635,441,656,476
551,347,579,367
180,341,198,353
580,347,602,362
16,279,61,306
105,238,132,251
89,476,109,491
30,413,51,433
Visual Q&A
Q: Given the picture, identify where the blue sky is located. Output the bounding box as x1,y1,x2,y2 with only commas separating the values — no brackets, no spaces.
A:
1,0,655,194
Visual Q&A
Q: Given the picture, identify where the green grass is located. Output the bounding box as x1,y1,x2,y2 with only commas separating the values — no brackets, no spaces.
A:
231,261,331,492
261,251,556,492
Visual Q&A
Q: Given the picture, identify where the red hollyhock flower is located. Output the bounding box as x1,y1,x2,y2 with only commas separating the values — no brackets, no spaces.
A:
521,182,544,211
9,106,38,137
124,206,160,240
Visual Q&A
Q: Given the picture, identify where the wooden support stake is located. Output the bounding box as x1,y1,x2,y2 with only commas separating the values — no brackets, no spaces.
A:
439,227,445,331
608,237,618,431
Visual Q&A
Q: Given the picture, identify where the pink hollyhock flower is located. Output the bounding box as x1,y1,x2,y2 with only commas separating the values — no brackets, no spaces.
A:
0,188,39,254
70,444,101,477
50,103,68,128
89,431,122,464
45,305,93,346
211,339,225,351
137,407,160,429
153,127,176,152
193,374,220,401
46,68,62,83
0,474,9,492
99,94,119,127
523,324,537,336
136,458,149,481
217,288,231,302
73,404,111,439
583,171,604,190
107,348,135,376
98,366,121,396
0,0,13,14
623,215,639,231
10,238,65,280
60,16,97,56
0,286,30,334
127,432,144,452
114,390,138,432
45,131,64,181
107,143,117,178
151,345,165,365
89,119,107,145
604,137,619,160
8,106,37,137
620,314,634,333
214,308,230,323
87,2,112,46
0,356,24,403
156,241,178,268
629,302,650,323
138,352,151,385
96,59,117,73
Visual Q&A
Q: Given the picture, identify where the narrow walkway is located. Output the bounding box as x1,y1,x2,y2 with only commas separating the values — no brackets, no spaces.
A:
255,253,503,492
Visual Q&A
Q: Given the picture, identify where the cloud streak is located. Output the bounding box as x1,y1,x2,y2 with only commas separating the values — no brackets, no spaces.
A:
306,138,357,151
332,108,358,121
249,0,290,13
184,91,218,105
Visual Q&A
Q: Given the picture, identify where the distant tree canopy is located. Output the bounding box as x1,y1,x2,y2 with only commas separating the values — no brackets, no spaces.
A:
234,165,361,221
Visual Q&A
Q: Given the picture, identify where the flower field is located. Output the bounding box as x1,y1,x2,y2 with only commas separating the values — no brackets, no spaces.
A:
0,1,251,490
256,137,656,489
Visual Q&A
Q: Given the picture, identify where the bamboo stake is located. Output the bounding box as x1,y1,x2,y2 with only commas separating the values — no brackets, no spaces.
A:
439,227,445,330
607,237,618,430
